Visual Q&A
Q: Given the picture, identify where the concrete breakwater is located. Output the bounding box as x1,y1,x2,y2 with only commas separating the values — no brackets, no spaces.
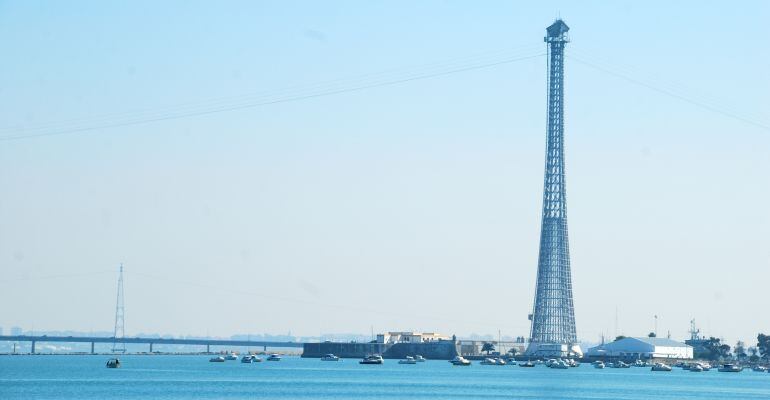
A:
302,340,459,360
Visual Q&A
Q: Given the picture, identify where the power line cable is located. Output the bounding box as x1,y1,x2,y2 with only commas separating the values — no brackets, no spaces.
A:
0,48,544,141
566,51,770,132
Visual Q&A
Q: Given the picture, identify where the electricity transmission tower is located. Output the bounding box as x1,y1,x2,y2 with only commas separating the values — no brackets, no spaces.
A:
525,19,581,358
112,263,126,353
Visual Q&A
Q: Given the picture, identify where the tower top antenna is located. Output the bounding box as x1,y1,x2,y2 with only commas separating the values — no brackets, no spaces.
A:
112,263,126,353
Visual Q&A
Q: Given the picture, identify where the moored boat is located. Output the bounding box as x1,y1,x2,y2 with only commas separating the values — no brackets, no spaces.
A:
241,355,254,363
718,364,743,372
414,355,426,362
690,363,704,372
359,354,384,365
399,356,417,364
267,353,282,361
651,363,672,372
321,354,340,361
106,358,121,368
209,356,225,362
594,361,605,369
449,356,471,366
224,352,238,361
519,360,536,367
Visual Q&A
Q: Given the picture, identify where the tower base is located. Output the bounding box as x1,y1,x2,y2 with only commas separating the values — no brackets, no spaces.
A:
524,342,583,359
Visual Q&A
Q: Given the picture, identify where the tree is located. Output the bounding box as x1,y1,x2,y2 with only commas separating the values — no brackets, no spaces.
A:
507,348,518,356
615,335,626,341
718,344,731,360
758,334,770,360
481,342,495,355
734,341,747,361
700,337,730,361
648,332,656,338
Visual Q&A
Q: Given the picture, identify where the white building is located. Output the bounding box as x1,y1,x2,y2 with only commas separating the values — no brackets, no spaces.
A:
375,332,450,344
586,337,693,360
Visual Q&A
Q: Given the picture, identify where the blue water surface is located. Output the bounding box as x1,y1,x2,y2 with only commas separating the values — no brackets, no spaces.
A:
1,355,769,399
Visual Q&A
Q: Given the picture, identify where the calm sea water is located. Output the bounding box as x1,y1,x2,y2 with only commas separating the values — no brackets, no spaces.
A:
1,355,769,399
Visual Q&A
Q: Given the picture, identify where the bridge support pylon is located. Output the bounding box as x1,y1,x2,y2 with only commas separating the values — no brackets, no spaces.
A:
31,341,36,354
91,342,95,354
150,343,153,353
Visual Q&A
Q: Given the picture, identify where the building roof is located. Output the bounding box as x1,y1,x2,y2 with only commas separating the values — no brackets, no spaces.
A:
587,337,690,354
546,19,569,37
629,337,690,347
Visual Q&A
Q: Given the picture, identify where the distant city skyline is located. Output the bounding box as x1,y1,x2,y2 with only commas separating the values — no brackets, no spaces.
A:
0,1,768,346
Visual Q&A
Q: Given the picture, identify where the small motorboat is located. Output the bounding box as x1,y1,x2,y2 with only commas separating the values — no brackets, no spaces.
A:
612,361,630,369
690,363,704,372
449,356,471,366
241,355,254,363
752,365,767,372
267,354,282,361
209,356,225,362
414,355,426,362
321,354,340,361
480,357,505,365
718,364,743,372
550,360,569,369
701,363,712,371
594,361,605,369
359,354,384,365
399,356,417,364
506,358,517,365
519,360,536,367
566,359,580,367
651,363,672,372
224,352,238,361
106,358,121,368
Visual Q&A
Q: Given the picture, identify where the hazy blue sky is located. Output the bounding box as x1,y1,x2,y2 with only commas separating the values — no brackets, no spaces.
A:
0,1,768,345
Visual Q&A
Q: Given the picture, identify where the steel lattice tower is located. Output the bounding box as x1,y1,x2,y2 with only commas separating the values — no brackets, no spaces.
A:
526,19,580,358
112,263,126,353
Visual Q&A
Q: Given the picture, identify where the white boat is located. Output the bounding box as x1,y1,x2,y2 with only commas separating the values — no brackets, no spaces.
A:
506,358,517,365
718,364,743,372
224,352,238,361
690,363,704,372
594,362,605,369
267,353,282,361
519,360,536,367
550,360,569,369
651,363,672,372
209,356,225,362
701,363,712,371
399,356,417,364
241,355,254,363
566,359,580,367
414,355,426,362
752,365,767,372
480,357,505,365
449,356,471,366
612,361,630,369
359,354,384,365
321,354,340,361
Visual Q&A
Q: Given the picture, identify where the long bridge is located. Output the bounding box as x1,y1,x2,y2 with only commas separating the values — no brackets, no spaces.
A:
0,335,304,354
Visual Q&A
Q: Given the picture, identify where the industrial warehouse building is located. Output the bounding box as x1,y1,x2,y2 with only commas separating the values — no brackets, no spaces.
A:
586,337,693,360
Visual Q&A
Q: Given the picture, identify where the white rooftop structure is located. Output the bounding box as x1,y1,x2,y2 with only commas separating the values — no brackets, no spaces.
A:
586,337,693,359
375,332,450,344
